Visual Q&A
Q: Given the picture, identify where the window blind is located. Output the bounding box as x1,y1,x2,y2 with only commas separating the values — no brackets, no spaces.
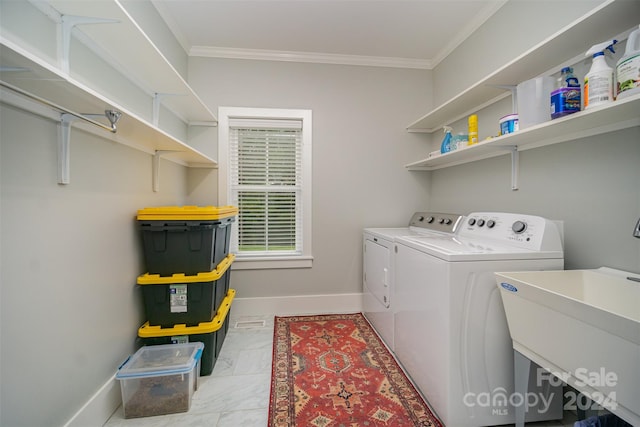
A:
228,118,303,256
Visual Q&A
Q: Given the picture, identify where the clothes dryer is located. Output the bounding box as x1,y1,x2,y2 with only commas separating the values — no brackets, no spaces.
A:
363,212,463,351
393,212,565,427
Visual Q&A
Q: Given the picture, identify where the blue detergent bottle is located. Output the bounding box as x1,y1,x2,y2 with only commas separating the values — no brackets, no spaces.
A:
440,126,452,154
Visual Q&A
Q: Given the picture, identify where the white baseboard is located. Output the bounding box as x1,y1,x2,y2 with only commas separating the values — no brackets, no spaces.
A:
63,373,121,427
230,292,363,317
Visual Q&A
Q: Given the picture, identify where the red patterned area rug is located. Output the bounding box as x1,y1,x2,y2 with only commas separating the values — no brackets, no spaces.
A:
268,313,443,427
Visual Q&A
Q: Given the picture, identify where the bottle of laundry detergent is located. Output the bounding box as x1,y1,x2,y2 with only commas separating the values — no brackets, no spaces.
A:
584,39,617,109
550,67,581,119
616,25,640,100
440,126,452,154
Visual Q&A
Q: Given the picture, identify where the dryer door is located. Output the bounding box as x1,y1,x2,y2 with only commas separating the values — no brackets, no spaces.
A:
364,238,390,308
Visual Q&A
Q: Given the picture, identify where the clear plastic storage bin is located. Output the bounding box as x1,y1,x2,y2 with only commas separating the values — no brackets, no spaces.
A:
115,342,203,418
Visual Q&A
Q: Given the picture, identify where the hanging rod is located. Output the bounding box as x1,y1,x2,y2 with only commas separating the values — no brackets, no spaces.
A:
0,79,119,133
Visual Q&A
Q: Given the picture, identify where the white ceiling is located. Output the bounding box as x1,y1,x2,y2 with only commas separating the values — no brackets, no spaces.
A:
151,0,507,69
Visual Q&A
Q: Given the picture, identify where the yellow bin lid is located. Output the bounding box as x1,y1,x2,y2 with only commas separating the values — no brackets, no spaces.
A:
136,205,238,221
137,254,235,285
138,289,235,337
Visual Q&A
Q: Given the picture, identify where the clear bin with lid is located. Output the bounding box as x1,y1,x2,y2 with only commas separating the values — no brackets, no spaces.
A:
137,205,237,276
138,289,235,376
116,342,204,418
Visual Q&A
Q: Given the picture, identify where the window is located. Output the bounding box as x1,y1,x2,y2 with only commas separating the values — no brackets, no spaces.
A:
218,107,312,269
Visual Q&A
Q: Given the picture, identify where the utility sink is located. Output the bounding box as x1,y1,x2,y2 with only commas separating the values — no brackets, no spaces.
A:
495,268,640,426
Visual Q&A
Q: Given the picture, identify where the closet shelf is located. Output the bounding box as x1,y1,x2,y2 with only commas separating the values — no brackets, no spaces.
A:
1,38,217,169
47,0,216,125
406,94,640,171
406,0,640,133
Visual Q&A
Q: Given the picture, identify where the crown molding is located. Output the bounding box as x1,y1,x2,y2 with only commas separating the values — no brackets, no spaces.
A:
189,46,433,70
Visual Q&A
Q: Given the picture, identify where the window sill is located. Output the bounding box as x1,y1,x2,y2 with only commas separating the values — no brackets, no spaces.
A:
230,255,313,270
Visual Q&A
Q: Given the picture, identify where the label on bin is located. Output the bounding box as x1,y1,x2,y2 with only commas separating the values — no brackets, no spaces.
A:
170,285,188,313
171,335,189,344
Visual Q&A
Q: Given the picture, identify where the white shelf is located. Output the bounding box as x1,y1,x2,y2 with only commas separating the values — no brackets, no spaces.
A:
46,0,216,125
1,38,216,168
406,94,640,171
406,0,640,133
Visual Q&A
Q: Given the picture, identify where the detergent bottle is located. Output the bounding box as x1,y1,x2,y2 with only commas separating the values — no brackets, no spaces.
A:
616,25,640,100
440,126,452,154
584,39,617,109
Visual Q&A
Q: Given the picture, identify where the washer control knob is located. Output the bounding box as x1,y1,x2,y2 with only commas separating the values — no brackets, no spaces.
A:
512,221,527,234
477,219,485,227
426,216,434,223
444,218,452,225
487,220,496,228
468,218,476,226
417,216,424,222
438,218,445,224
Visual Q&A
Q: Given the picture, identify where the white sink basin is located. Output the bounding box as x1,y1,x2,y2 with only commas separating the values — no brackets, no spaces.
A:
495,268,640,425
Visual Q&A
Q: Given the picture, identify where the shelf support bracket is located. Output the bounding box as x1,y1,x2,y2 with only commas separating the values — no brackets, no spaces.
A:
153,93,185,127
508,146,519,191
152,150,180,192
60,15,119,75
58,113,75,185
488,84,518,113
57,109,122,185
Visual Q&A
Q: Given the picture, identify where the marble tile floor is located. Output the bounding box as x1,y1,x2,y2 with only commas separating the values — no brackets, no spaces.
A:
104,314,275,427
104,313,581,427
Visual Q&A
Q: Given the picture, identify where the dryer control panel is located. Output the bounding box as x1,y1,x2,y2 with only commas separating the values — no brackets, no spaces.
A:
459,212,563,252
408,212,464,234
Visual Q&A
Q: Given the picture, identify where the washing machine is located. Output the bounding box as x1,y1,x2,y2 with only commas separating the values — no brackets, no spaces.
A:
363,212,463,351
393,212,565,427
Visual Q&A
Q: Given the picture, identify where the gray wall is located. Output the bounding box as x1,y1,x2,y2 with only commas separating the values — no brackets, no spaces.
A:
188,58,433,298
0,104,188,427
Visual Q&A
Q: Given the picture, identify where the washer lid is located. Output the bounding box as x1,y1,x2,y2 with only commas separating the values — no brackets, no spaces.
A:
396,234,564,261
364,227,413,241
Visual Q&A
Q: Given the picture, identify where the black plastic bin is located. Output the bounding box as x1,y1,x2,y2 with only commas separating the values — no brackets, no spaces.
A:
137,254,233,327
137,206,237,276
138,289,235,376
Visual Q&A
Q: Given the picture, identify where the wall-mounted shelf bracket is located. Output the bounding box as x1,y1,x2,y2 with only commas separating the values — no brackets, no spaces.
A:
502,145,519,191
60,15,119,74
488,84,518,113
58,110,121,185
152,150,181,192
58,113,74,184
153,92,185,126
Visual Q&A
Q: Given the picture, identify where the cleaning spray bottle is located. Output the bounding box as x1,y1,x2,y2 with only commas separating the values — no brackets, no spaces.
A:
440,126,452,154
584,39,617,109
616,25,640,100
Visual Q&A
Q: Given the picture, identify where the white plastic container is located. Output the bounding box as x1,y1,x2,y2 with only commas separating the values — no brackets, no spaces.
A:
616,25,640,100
116,342,204,419
517,76,555,129
499,114,519,135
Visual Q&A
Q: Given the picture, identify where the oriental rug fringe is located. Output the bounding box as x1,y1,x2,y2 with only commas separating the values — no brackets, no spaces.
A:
268,313,443,427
